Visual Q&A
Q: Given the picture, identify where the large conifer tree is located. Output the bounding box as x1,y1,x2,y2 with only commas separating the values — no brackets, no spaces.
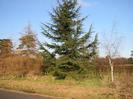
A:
41,0,98,79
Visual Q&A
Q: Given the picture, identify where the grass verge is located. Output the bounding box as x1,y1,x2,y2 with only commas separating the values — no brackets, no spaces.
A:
0,75,115,99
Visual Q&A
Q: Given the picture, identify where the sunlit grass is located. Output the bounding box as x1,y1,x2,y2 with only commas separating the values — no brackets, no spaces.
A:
0,73,132,99
0,75,113,99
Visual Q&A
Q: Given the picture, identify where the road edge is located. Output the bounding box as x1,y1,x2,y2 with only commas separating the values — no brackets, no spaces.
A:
0,88,63,99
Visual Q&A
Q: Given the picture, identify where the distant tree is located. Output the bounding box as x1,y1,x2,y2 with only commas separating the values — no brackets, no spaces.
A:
18,24,37,56
113,58,128,66
131,50,133,58
15,25,43,76
41,0,98,79
0,39,13,57
128,50,133,64
0,39,13,76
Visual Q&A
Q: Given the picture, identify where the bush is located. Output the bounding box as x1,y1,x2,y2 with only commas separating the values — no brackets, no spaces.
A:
53,70,66,80
0,55,43,76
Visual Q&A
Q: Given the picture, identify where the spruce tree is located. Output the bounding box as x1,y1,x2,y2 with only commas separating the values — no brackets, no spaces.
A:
41,0,98,79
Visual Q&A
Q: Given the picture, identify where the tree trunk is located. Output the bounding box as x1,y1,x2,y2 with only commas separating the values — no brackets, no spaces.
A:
108,57,114,82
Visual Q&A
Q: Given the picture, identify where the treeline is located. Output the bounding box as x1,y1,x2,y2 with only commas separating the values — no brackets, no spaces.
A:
96,57,133,67
96,57,133,75
0,25,43,77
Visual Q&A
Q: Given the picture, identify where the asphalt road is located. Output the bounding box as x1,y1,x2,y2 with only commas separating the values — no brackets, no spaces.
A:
0,89,57,99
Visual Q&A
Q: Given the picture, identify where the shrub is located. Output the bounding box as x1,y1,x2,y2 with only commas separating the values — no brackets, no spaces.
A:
0,54,43,77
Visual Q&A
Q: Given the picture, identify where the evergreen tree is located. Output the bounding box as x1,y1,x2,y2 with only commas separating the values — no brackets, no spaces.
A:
128,50,133,64
41,0,98,79
0,39,13,57
18,25,37,56
131,50,133,58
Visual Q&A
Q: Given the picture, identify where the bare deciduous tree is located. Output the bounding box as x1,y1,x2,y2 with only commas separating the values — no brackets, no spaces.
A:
102,24,122,82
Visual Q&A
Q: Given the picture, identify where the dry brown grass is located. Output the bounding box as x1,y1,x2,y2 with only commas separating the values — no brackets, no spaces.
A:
0,76,114,99
0,72,132,99
114,74,133,99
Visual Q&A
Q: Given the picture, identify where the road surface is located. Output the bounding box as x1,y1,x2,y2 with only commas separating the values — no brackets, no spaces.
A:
0,89,58,99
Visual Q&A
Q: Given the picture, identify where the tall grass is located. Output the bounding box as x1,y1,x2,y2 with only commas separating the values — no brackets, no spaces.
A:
0,67,132,99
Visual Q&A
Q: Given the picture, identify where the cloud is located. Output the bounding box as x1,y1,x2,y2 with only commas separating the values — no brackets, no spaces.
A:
78,0,95,8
